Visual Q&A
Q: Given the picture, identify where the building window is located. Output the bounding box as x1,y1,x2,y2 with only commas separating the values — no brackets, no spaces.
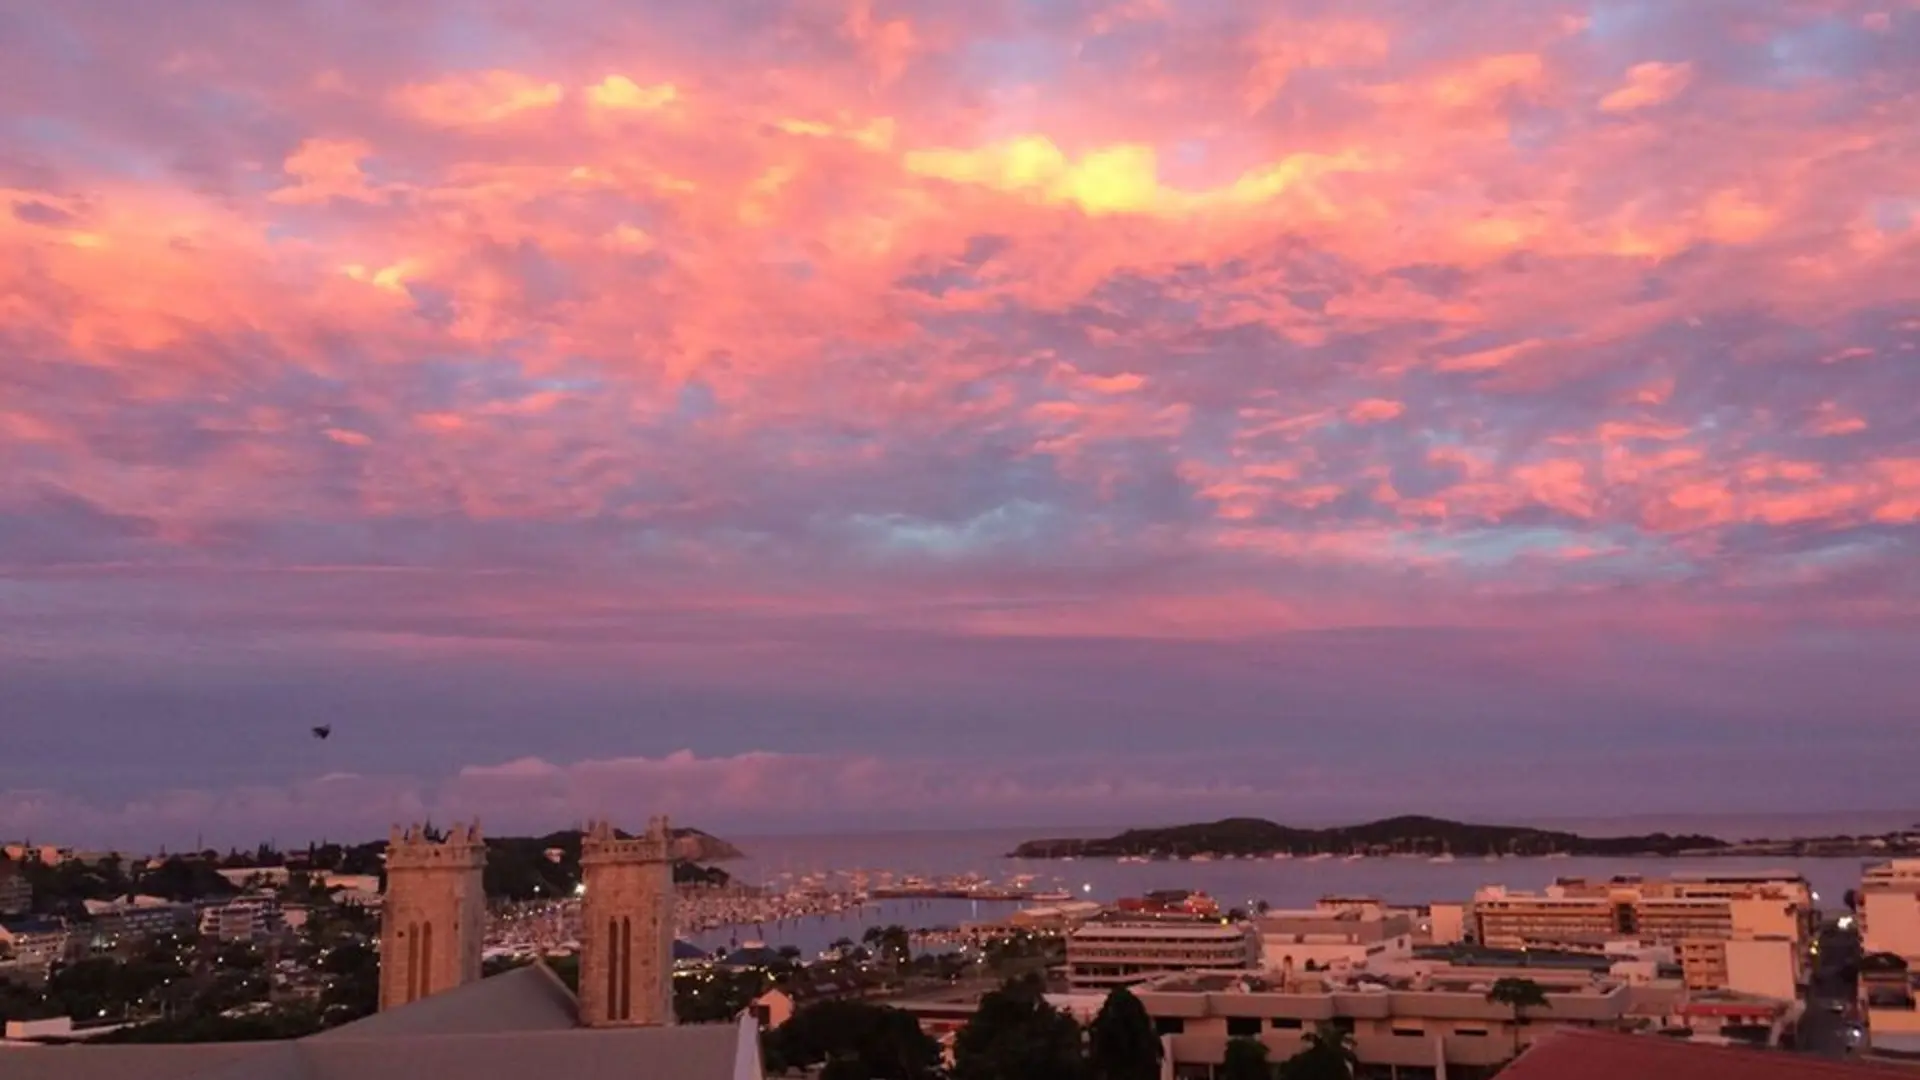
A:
1331,1017,1355,1034
1154,1017,1185,1036
1271,1017,1304,1030
1391,1026,1422,1038
1227,1017,1262,1037
1457,1028,1489,1037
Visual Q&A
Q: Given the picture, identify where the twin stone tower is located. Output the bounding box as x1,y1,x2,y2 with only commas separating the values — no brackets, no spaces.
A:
379,816,676,1027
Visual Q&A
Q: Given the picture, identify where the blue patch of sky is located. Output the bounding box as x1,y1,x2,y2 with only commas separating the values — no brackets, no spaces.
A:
2,116,164,180
961,35,1065,96
1872,199,1917,234
1765,17,1868,84
1396,525,1691,577
422,14,543,69
1584,0,1656,41
674,379,719,422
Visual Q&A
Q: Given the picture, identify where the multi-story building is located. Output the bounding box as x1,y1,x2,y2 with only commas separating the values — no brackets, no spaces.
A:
1257,898,1414,975
1859,859,1920,1051
85,897,195,949
1132,966,1634,1080
0,917,73,971
1862,859,1920,960
1065,916,1260,991
0,862,30,916
1468,874,1807,999
197,893,282,942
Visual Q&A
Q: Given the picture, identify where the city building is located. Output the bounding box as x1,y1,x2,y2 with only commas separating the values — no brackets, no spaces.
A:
1468,874,1808,999
0,916,72,971
198,893,283,942
1130,965,1636,1080
214,865,294,889
0,860,31,916
378,821,489,1011
578,816,677,1027
1856,860,1920,1053
1,844,69,865
83,896,195,948
1065,916,1260,991
1257,898,1415,974
1861,859,1920,961
1426,902,1467,946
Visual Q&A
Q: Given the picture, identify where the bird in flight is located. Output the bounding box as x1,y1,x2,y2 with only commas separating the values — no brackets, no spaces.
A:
311,725,332,740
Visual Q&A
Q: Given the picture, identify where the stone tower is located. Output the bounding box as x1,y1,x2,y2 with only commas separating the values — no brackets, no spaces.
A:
379,820,487,1012
579,816,676,1026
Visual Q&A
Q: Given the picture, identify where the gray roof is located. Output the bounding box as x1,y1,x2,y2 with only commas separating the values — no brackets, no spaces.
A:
302,1025,750,1080
0,966,759,1080
310,962,580,1039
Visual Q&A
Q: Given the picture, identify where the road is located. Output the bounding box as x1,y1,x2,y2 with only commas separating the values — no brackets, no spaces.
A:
1797,919,1863,1057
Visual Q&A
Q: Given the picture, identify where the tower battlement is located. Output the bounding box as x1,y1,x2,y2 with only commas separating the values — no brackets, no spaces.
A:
385,821,487,871
579,814,676,1027
580,815,672,865
379,821,485,1012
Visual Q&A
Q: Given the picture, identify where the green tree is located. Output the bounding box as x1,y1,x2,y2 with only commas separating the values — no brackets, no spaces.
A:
1485,976,1550,1059
1278,1022,1357,1080
766,998,942,1079
1086,987,1160,1080
1221,1037,1272,1080
952,974,1085,1080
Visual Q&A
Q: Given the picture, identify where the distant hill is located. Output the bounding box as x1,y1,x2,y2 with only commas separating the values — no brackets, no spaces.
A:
481,828,742,900
1010,815,1729,859
284,826,744,901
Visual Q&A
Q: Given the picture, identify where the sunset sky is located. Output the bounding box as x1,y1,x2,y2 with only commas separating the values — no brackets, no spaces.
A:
2,0,1916,845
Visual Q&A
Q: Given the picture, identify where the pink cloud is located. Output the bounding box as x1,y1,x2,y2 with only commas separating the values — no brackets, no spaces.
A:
0,1,1916,828
1599,62,1693,113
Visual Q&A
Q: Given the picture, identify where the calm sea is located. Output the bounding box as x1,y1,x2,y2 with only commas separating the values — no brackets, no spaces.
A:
686,810,1917,955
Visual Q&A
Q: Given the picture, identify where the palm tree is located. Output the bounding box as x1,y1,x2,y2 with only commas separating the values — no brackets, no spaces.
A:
1485,976,1551,1059
1279,1022,1357,1080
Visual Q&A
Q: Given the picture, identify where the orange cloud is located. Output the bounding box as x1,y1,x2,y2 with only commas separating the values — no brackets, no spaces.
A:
1600,62,1693,113
585,75,679,112
271,138,382,204
392,70,565,125
1347,398,1405,423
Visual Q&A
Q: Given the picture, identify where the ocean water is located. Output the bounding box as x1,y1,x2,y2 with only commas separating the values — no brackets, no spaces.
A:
686,811,1916,956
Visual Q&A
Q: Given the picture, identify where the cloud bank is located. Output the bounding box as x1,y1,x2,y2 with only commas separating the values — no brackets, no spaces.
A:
1,0,1916,842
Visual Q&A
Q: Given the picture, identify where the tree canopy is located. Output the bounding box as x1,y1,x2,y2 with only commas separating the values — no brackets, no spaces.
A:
1086,987,1161,1080
1221,1037,1272,1080
764,999,942,1079
952,974,1085,1080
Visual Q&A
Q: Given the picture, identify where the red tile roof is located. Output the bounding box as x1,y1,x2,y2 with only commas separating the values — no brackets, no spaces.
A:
1500,1030,1906,1080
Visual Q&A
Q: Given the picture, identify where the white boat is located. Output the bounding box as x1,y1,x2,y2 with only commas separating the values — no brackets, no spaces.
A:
1429,854,1455,864
1343,854,1364,862
1030,890,1072,902
1305,853,1332,862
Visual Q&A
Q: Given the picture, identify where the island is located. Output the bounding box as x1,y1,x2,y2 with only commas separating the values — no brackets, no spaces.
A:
1010,815,1731,860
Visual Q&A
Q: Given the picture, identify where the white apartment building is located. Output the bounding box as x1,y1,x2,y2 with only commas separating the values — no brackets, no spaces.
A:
1860,859,1920,1051
1257,898,1414,975
1466,875,1806,1001
1133,965,1635,1080
198,894,282,942
1065,917,1259,991
1862,859,1920,960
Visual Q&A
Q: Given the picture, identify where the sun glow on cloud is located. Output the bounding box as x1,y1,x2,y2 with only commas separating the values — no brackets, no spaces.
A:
1,0,1917,833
